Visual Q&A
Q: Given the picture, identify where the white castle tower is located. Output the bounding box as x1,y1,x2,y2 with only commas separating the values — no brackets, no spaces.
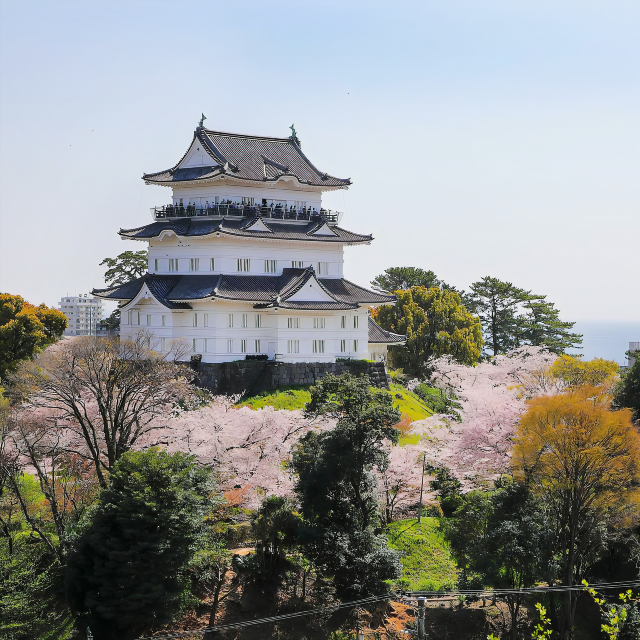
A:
93,122,404,363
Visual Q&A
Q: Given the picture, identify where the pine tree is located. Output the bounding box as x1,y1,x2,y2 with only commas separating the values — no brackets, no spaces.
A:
66,449,217,640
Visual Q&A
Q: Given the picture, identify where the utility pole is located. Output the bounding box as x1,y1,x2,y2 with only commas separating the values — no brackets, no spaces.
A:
417,597,426,640
417,453,426,523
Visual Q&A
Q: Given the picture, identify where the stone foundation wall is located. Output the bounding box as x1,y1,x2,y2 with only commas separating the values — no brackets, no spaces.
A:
190,360,391,396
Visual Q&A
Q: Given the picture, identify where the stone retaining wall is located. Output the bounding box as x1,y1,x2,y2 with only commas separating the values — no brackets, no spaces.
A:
190,360,391,395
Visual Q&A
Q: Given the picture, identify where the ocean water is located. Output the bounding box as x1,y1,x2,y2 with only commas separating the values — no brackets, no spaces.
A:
570,320,640,365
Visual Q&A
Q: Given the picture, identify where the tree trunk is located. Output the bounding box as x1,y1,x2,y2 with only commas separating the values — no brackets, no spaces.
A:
204,577,225,640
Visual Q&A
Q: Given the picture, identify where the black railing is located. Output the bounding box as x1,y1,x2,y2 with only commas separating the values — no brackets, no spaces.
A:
152,203,340,224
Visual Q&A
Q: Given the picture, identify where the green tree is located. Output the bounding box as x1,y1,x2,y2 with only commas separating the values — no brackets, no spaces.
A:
466,277,581,356
291,373,402,598
613,350,640,422
371,266,456,293
99,250,148,287
373,287,482,374
251,495,301,581
443,480,547,640
0,294,67,378
66,449,217,640
466,277,535,356
518,299,582,353
428,466,463,517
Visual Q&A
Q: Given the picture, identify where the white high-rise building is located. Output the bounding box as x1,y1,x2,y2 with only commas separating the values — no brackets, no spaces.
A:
93,122,405,362
58,294,105,337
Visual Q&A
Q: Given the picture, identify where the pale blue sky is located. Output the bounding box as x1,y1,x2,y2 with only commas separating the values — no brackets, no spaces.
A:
1,1,638,336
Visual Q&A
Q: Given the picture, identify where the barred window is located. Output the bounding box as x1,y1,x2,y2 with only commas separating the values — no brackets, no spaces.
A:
287,317,300,329
237,258,250,272
287,340,299,354
264,260,277,273
313,317,325,329
313,340,325,354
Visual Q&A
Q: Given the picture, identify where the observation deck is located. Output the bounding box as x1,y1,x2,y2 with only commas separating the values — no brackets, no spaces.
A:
151,203,342,224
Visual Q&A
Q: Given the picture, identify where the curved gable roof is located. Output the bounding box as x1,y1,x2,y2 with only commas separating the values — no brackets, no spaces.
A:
143,127,351,188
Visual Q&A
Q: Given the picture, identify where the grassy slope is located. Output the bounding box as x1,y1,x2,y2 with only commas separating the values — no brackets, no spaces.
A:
239,386,311,411
239,383,432,421
390,383,432,423
387,518,458,591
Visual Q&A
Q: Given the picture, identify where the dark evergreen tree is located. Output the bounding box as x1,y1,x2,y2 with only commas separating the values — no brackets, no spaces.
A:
66,449,217,640
517,299,582,354
466,277,535,355
467,276,581,355
613,350,640,422
291,373,402,598
371,266,457,293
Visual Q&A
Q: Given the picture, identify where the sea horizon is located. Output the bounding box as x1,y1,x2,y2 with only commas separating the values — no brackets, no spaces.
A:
569,320,640,365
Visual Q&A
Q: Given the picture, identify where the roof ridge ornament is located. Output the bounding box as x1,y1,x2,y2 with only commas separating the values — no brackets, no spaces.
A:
199,113,207,128
289,123,301,147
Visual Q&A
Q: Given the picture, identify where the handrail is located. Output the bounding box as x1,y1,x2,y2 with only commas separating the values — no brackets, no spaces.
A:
151,203,340,224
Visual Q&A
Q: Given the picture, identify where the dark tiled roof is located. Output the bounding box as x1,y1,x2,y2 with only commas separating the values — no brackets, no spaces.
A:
368,317,406,344
92,275,191,309
319,278,395,304
143,128,351,188
119,218,371,244
92,269,392,312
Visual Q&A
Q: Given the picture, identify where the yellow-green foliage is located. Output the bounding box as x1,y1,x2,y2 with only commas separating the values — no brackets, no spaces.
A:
239,386,312,411
550,354,619,388
390,383,432,422
387,517,458,591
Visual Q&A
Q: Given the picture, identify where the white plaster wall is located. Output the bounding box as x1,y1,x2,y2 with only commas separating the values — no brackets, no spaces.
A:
147,236,345,278
119,299,371,364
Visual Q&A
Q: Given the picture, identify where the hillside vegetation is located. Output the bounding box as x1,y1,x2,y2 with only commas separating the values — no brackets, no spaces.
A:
387,518,458,591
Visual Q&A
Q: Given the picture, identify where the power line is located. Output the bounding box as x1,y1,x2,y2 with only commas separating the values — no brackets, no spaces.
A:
400,580,640,599
136,581,640,639
136,593,390,639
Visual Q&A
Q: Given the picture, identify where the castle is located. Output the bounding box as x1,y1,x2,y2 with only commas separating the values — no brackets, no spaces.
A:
93,122,404,363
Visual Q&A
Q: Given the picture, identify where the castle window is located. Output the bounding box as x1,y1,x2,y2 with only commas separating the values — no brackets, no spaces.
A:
242,314,248,328
242,196,254,205
313,317,325,329
192,339,197,352
193,314,198,327
313,340,325,354
317,262,329,276
255,339,261,353
340,339,347,353
265,260,277,273
146,315,151,326
228,314,234,328
190,258,199,272
160,338,166,352
161,315,167,326
237,258,250,272
353,340,358,352
287,340,299,354
287,317,300,329
255,315,261,328
169,259,178,272
154,259,159,271
227,339,233,353
291,261,304,269
353,316,359,329
210,258,215,271
240,339,247,353
340,315,347,329
204,314,209,327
